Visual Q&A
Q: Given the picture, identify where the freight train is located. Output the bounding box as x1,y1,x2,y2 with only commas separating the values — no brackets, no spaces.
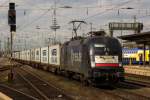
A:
12,31,124,85
122,48,150,65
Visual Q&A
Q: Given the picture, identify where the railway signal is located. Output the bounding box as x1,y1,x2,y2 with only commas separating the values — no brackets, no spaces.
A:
8,2,16,82
8,2,16,57
8,3,16,25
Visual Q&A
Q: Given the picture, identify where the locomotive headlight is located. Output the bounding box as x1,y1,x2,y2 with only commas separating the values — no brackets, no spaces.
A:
91,62,95,68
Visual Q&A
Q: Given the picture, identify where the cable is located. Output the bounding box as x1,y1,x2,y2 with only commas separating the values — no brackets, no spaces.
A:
16,0,138,35
137,14,150,19
16,0,132,31
82,0,135,21
14,0,54,31
17,8,74,32
51,0,136,31
17,8,53,31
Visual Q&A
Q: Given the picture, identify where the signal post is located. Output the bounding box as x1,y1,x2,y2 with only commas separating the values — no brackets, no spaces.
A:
8,2,16,82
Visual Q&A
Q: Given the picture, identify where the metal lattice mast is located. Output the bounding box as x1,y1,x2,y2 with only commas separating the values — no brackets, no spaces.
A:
50,1,60,44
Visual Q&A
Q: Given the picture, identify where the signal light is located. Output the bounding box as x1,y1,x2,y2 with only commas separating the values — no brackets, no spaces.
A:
8,10,16,25
8,3,16,25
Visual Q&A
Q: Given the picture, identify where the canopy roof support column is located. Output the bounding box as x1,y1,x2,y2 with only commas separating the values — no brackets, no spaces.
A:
149,45,150,65
143,43,146,66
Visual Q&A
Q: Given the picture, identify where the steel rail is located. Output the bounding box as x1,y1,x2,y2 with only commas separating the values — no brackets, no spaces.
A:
16,70,50,100
0,84,38,100
20,67,73,100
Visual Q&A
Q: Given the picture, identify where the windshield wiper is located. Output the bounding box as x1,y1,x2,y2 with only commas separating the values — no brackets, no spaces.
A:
99,56,105,60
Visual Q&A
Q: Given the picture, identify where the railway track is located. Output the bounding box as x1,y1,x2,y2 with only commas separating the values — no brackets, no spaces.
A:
125,73,150,87
112,89,150,100
90,82,150,100
20,65,150,100
20,66,128,100
0,66,10,71
124,79,150,88
113,83,150,100
106,74,150,100
16,67,73,100
0,64,20,71
0,84,38,100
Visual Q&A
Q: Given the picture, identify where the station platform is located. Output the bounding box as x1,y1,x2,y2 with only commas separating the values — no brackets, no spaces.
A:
124,65,150,77
0,92,12,100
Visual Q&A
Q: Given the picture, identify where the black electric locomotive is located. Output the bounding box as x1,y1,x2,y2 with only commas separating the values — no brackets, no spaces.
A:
61,31,124,84
12,30,124,85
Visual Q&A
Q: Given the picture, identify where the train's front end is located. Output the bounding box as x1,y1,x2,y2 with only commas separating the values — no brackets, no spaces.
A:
88,36,124,84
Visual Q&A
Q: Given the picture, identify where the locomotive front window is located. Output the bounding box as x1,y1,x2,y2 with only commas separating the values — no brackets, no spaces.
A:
94,47,106,55
94,44,108,55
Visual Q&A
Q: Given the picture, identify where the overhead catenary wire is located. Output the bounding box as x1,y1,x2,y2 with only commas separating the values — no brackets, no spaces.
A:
17,8,53,31
82,0,136,21
16,0,133,32
0,0,146,32
17,7,76,32
52,0,137,32
7,0,146,39
19,0,138,32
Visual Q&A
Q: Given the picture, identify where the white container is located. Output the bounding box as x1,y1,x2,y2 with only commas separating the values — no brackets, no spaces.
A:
22,51,25,60
12,52,15,58
48,44,61,66
20,51,23,60
41,47,48,64
35,48,41,62
15,52,20,59
26,50,31,61
31,49,35,61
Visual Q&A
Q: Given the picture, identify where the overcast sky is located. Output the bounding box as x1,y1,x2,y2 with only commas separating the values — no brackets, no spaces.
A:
0,0,150,50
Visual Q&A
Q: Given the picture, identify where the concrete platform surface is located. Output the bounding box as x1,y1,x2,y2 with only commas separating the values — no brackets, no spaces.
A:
0,92,12,100
124,65,150,76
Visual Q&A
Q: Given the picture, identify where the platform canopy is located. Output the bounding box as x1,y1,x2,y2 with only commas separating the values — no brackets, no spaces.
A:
118,31,150,65
118,31,150,44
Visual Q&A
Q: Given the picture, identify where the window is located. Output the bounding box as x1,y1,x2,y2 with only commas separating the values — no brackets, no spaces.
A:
93,44,106,55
